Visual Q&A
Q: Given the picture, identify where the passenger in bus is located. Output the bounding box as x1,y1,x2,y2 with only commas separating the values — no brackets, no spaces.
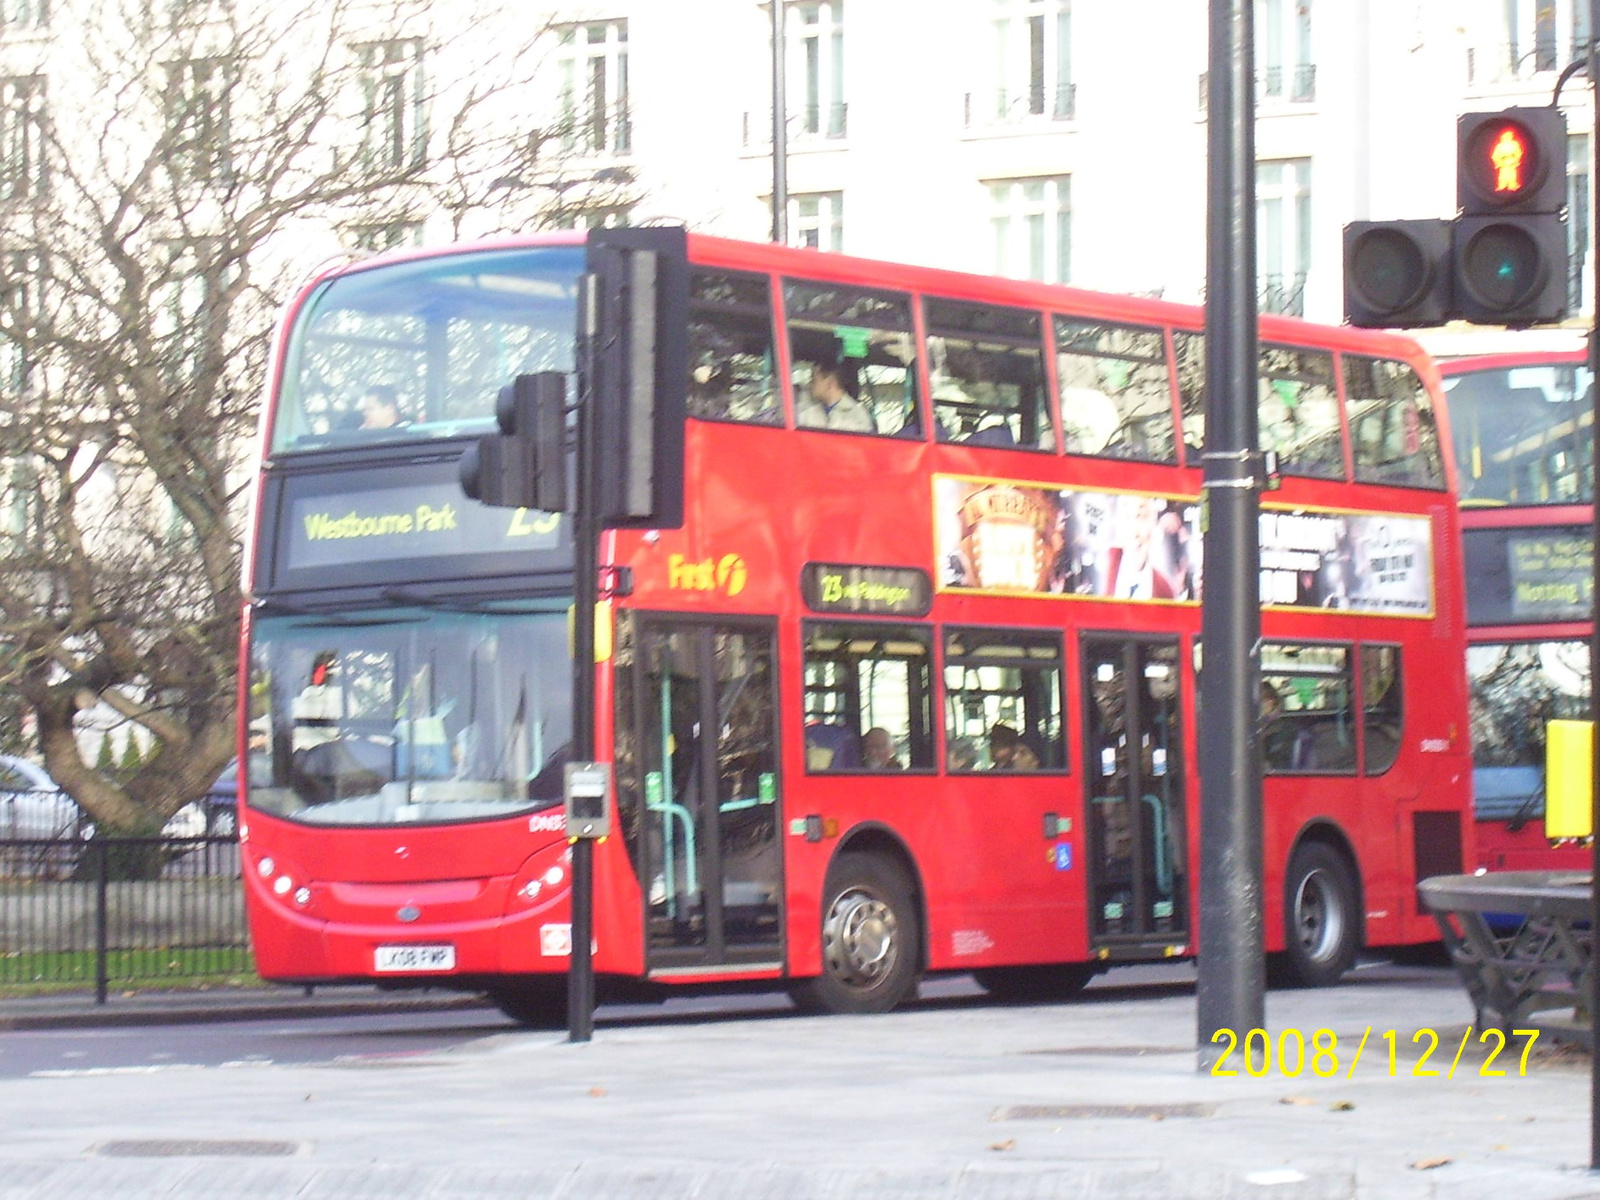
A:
862,727,901,771
796,361,875,433
358,385,405,431
988,723,1040,771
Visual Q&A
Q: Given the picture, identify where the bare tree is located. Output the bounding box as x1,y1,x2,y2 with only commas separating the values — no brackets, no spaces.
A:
0,0,630,838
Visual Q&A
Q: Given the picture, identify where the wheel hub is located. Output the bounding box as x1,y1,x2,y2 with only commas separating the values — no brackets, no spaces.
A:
822,888,898,989
1294,868,1343,962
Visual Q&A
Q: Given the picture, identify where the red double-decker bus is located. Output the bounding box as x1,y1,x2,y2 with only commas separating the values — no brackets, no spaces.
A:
1439,348,1591,871
240,232,1470,1021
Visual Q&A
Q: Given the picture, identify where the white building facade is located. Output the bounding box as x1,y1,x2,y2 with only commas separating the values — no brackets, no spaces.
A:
542,0,1597,357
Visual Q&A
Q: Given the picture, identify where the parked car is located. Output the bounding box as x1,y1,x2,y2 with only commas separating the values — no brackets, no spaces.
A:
0,755,87,840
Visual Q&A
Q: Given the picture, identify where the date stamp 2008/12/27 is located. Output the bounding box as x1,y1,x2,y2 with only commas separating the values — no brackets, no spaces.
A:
1209,1027,1542,1079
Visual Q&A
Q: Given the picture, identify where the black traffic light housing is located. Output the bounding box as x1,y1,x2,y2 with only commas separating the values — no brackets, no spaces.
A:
1343,220,1452,327
459,225,690,525
584,226,690,529
1453,213,1569,324
1344,107,1569,329
1457,107,1567,214
458,372,568,511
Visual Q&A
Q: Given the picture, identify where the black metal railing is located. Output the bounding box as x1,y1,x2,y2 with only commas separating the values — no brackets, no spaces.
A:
0,834,248,1003
962,83,1077,127
1259,272,1307,318
1467,39,1591,85
741,103,849,147
1199,64,1316,112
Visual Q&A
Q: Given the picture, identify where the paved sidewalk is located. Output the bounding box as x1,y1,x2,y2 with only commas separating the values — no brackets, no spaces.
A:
0,982,487,1031
0,963,1595,1199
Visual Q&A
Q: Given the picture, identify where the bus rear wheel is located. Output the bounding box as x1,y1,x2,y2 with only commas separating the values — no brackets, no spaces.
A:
1275,842,1359,988
973,963,1099,1003
487,978,567,1027
792,853,920,1015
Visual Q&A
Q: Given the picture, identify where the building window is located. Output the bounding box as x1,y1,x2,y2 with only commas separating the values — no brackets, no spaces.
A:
357,38,425,175
557,20,629,155
975,0,1072,124
1256,0,1314,101
1569,132,1589,312
0,247,39,392
987,175,1070,284
0,0,45,31
789,191,842,250
348,220,424,254
166,58,231,185
550,204,631,230
1257,158,1310,317
155,240,217,380
0,76,44,203
789,2,845,139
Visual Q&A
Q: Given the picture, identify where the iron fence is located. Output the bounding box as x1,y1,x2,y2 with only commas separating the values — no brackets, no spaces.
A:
0,834,249,1002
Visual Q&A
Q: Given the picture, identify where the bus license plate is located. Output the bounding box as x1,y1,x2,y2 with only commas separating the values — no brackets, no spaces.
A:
374,944,455,973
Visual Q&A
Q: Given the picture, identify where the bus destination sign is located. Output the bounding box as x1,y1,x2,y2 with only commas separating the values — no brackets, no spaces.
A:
267,456,569,593
802,564,932,617
1509,531,1593,620
287,482,559,571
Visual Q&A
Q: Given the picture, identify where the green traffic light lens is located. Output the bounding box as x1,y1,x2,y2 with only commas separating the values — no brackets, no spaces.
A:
1462,223,1541,308
1350,229,1428,314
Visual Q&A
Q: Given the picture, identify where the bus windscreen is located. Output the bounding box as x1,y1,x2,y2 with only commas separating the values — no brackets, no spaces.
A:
247,603,573,827
271,246,584,454
1442,363,1594,506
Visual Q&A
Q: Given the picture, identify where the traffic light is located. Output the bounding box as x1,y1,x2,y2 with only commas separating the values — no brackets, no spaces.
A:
584,226,690,529
1343,220,1452,327
458,372,568,511
1453,107,1568,324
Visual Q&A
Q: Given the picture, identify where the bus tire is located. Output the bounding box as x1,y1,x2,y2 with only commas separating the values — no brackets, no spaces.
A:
792,852,920,1015
487,978,566,1027
1277,842,1359,988
972,963,1099,1003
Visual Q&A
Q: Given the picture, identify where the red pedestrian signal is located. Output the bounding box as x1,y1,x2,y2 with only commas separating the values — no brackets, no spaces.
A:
1458,108,1565,215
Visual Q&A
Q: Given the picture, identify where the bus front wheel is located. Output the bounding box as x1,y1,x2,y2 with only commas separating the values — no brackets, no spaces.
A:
1276,842,1359,988
793,852,920,1015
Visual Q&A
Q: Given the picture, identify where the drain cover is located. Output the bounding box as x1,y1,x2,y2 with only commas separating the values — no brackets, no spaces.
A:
97,1139,301,1158
994,1103,1215,1120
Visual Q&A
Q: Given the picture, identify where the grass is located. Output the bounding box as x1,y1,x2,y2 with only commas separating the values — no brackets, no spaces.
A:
0,946,258,995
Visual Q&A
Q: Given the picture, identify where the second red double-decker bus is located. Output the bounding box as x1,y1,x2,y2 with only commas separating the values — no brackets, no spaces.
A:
239,232,1471,1021
1440,348,1592,871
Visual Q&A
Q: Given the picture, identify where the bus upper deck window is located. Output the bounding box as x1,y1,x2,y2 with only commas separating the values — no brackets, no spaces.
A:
784,280,921,439
688,270,780,426
1258,346,1342,481
1055,317,1176,464
1347,357,1445,491
925,298,1051,451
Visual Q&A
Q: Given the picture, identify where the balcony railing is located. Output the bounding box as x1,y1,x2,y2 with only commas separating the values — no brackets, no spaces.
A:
963,83,1077,127
741,103,849,147
1259,272,1307,319
1198,64,1315,112
1466,40,1593,85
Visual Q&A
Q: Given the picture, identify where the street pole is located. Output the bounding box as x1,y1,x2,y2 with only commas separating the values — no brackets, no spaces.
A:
568,276,600,1044
1196,0,1266,1072
771,0,788,244
1588,0,1600,1167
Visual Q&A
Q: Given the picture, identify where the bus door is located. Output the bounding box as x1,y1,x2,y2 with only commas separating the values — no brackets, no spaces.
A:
1081,635,1189,953
634,618,784,974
